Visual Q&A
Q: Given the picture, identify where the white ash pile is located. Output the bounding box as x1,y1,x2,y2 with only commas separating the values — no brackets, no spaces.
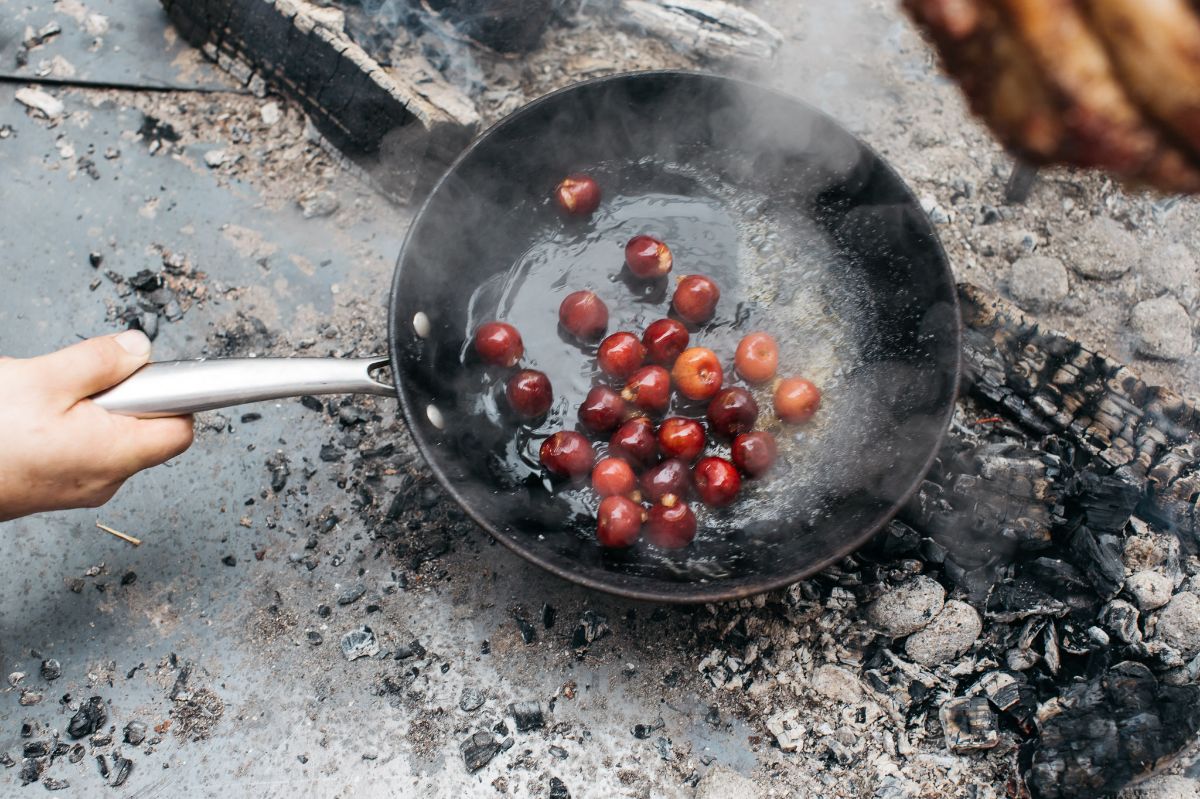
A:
689,286,1200,799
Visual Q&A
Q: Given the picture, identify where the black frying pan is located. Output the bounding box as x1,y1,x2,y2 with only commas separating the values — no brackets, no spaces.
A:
96,71,960,603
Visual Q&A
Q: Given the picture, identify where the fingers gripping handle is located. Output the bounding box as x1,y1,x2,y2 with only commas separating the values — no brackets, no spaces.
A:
90,357,394,418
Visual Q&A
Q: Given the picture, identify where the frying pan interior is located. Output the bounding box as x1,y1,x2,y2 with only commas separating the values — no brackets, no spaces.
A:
390,71,960,603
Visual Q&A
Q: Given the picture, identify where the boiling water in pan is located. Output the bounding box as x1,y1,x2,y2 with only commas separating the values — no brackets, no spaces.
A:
461,158,878,577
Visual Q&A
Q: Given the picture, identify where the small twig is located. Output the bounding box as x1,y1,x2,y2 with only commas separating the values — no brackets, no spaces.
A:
96,522,142,547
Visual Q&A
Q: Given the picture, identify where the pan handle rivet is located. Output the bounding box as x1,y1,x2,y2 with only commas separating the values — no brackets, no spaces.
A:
426,404,445,430
413,312,431,338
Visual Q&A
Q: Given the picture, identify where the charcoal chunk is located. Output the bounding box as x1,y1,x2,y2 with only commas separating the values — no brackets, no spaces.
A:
124,721,147,746
110,754,132,787
1067,525,1124,599
67,696,106,739
1027,662,1200,799
460,731,499,771
549,776,571,799
508,701,544,732
337,584,367,606
939,696,998,752
570,611,610,649
459,687,485,712
19,757,41,785
515,615,537,645
340,627,379,661
39,660,61,682
41,777,69,791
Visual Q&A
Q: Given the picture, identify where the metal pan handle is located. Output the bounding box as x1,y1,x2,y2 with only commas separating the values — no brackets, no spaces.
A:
90,357,394,418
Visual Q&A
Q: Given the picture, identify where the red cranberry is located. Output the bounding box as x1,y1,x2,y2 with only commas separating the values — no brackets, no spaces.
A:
578,386,626,434
732,431,777,477
672,275,720,324
645,495,697,549
624,235,673,279
642,318,689,366
597,495,643,548
591,457,638,498
505,369,553,419
555,174,601,216
539,431,594,480
641,458,690,503
621,365,671,414
775,377,821,423
609,417,658,467
473,321,523,368
734,332,779,383
693,457,741,507
707,387,758,438
671,347,724,401
559,290,609,341
597,332,646,380
657,417,706,462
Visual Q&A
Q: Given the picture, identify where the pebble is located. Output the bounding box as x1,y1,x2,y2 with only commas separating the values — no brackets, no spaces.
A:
1125,571,1174,611
14,87,64,119
1140,243,1199,303
1129,296,1194,360
1008,256,1069,307
904,600,982,666
866,575,945,637
1071,216,1137,279
1152,592,1200,658
808,664,864,703
260,102,281,126
299,190,340,219
204,148,227,168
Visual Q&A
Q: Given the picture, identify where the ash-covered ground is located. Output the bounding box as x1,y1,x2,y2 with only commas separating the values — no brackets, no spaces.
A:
3,1,1200,798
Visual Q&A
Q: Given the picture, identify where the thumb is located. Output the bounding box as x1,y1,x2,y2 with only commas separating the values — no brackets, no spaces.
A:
32,330,153,403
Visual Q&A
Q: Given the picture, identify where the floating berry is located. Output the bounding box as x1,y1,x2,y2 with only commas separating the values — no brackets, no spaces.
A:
642,318,689,366
734,332,779,384
473,321,523,368
555,174,601,216
539,431,594,480
609,417,658,467
641,458,690,503
775,377,821,423
732,431,777,477
707,387,758,438
624,235,673,279
693,457,741,507
559,290,609,341
671,347,723,401
505,369,553,419
597,332,646,380
657,417,706,462
578,386,626,434
592,457,638,498
597,495,643,548
645,495,697,549
672,275,720,325
621,365,671,414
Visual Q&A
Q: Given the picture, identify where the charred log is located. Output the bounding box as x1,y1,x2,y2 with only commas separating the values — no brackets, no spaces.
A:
960,284,1200,546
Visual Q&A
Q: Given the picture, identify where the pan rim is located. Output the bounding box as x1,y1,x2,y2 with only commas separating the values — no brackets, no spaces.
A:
388,69,962,604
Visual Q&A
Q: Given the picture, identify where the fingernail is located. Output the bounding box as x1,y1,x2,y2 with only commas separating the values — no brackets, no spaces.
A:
114,329,151,357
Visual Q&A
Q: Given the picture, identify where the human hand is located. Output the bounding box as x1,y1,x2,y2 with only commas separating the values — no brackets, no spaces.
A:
0,331,194,522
